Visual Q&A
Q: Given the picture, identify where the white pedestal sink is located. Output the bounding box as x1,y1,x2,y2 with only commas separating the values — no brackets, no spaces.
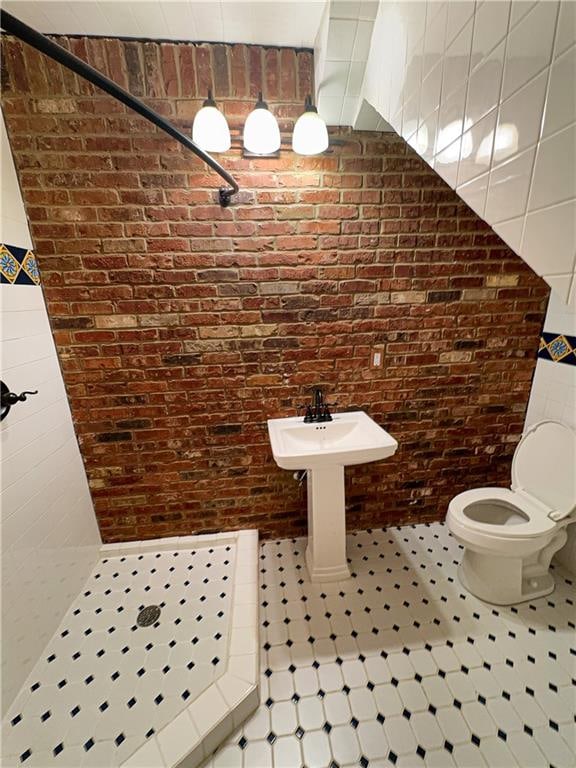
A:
267,411,398,582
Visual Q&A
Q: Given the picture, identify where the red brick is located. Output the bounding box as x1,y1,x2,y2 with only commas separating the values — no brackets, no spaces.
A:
69,189,120,205
2,38,30,93
213,45,230,98
161,45,179,97
248,47,263,99
230,45,248,98
280,49,296,100
275,235,317,251
297,51,313,101
195,45,213,96
265,49,279,100
106,38,129,90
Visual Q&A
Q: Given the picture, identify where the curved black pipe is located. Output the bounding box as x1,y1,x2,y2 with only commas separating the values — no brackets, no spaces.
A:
0,10,239,206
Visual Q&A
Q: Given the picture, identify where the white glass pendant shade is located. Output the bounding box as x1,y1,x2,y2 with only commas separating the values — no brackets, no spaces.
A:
292,97,329,156
243,92,281,154
192,91,231,153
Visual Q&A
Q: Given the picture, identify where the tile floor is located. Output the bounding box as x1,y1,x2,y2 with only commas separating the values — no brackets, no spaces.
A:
205,523,575,768
2,543,235,766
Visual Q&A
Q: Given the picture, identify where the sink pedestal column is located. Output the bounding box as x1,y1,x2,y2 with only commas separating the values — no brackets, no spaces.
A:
305,465,350,582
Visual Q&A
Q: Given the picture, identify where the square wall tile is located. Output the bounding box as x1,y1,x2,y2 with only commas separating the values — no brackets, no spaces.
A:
317,60,349,125
326,19,357,61
522,199,576,279
402,89,420,141
442,17,474,99
332,2,363,21
568,275,576,309
544,289,576,334
359,1,379,22
502,0,558,100
470,0,511,70
495,69,548,163
388,31,409,117
417,109,439,165
466,40,505,125
445,0,476,49
510,1,538,29
423,1,448,71
419,60,443,120
341,62,367,125
435,82,468,153
528,123,576,212
554,0,576,57
352,20,374,61
434,136,461,187
485,144,536,223
457,170,490,218
492,215,524,253
404,1,427,54
457,108,497,186
542,44,576,139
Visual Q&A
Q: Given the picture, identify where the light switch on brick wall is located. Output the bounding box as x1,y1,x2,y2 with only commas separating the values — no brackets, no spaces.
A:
371,346,384,368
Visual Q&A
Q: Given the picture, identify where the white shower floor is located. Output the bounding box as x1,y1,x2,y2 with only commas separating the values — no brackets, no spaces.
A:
2,531,259,767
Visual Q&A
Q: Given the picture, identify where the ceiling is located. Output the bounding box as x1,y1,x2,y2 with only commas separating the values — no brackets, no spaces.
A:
1,0,327,48
1,0,382,128
315,0,378,125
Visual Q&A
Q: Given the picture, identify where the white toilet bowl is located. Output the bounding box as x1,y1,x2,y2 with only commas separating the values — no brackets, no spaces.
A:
446,420,576,605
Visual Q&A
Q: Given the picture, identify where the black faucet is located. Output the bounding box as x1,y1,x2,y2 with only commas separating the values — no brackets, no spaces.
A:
300,387,337,423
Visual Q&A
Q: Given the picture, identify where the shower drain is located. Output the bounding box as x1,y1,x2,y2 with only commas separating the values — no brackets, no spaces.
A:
137,605,161,627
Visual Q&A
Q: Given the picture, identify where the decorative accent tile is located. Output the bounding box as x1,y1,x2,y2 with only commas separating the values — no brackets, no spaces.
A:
21,250,40,284
537,332,576,366
0,244,41,285
0,246,20,283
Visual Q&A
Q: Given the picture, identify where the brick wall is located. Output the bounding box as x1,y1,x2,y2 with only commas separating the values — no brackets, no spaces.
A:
1,36,549,542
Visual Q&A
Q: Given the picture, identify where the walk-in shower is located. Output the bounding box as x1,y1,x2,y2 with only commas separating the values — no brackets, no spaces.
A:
2,531,259,767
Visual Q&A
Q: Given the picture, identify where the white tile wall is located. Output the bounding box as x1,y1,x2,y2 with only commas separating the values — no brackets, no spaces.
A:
525,289,576,574
525,290,576,431
361,0,576,304
0,110,101,715
316,1,379,125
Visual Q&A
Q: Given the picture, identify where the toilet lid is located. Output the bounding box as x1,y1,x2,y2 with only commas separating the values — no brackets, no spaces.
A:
512,420,576,521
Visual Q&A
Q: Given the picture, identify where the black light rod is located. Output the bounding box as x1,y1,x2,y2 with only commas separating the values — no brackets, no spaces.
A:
0,10,239,206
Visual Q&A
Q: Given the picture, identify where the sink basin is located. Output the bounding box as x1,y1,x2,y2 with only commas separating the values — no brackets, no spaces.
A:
267,411,398,470
267,411,398,582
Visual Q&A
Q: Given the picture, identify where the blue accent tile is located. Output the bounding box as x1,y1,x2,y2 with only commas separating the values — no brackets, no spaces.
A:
537,332,576,367
0,244,41,285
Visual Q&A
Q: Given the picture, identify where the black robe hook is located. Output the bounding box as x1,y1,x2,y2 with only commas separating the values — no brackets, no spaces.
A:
1,381,39,422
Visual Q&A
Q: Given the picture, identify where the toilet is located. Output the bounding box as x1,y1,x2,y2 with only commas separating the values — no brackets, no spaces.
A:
447,420,576,605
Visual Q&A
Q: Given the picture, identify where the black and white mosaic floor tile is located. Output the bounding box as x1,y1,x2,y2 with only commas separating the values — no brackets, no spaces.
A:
205,523,575,768
2,544,234,767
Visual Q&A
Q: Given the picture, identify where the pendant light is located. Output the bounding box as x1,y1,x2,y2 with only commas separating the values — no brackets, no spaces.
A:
243,92,281,155
292,96,329,156
192,90,231,153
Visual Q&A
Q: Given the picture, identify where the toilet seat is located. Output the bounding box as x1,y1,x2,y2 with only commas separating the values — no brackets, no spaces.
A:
448,487,556,540
449,420,575,544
